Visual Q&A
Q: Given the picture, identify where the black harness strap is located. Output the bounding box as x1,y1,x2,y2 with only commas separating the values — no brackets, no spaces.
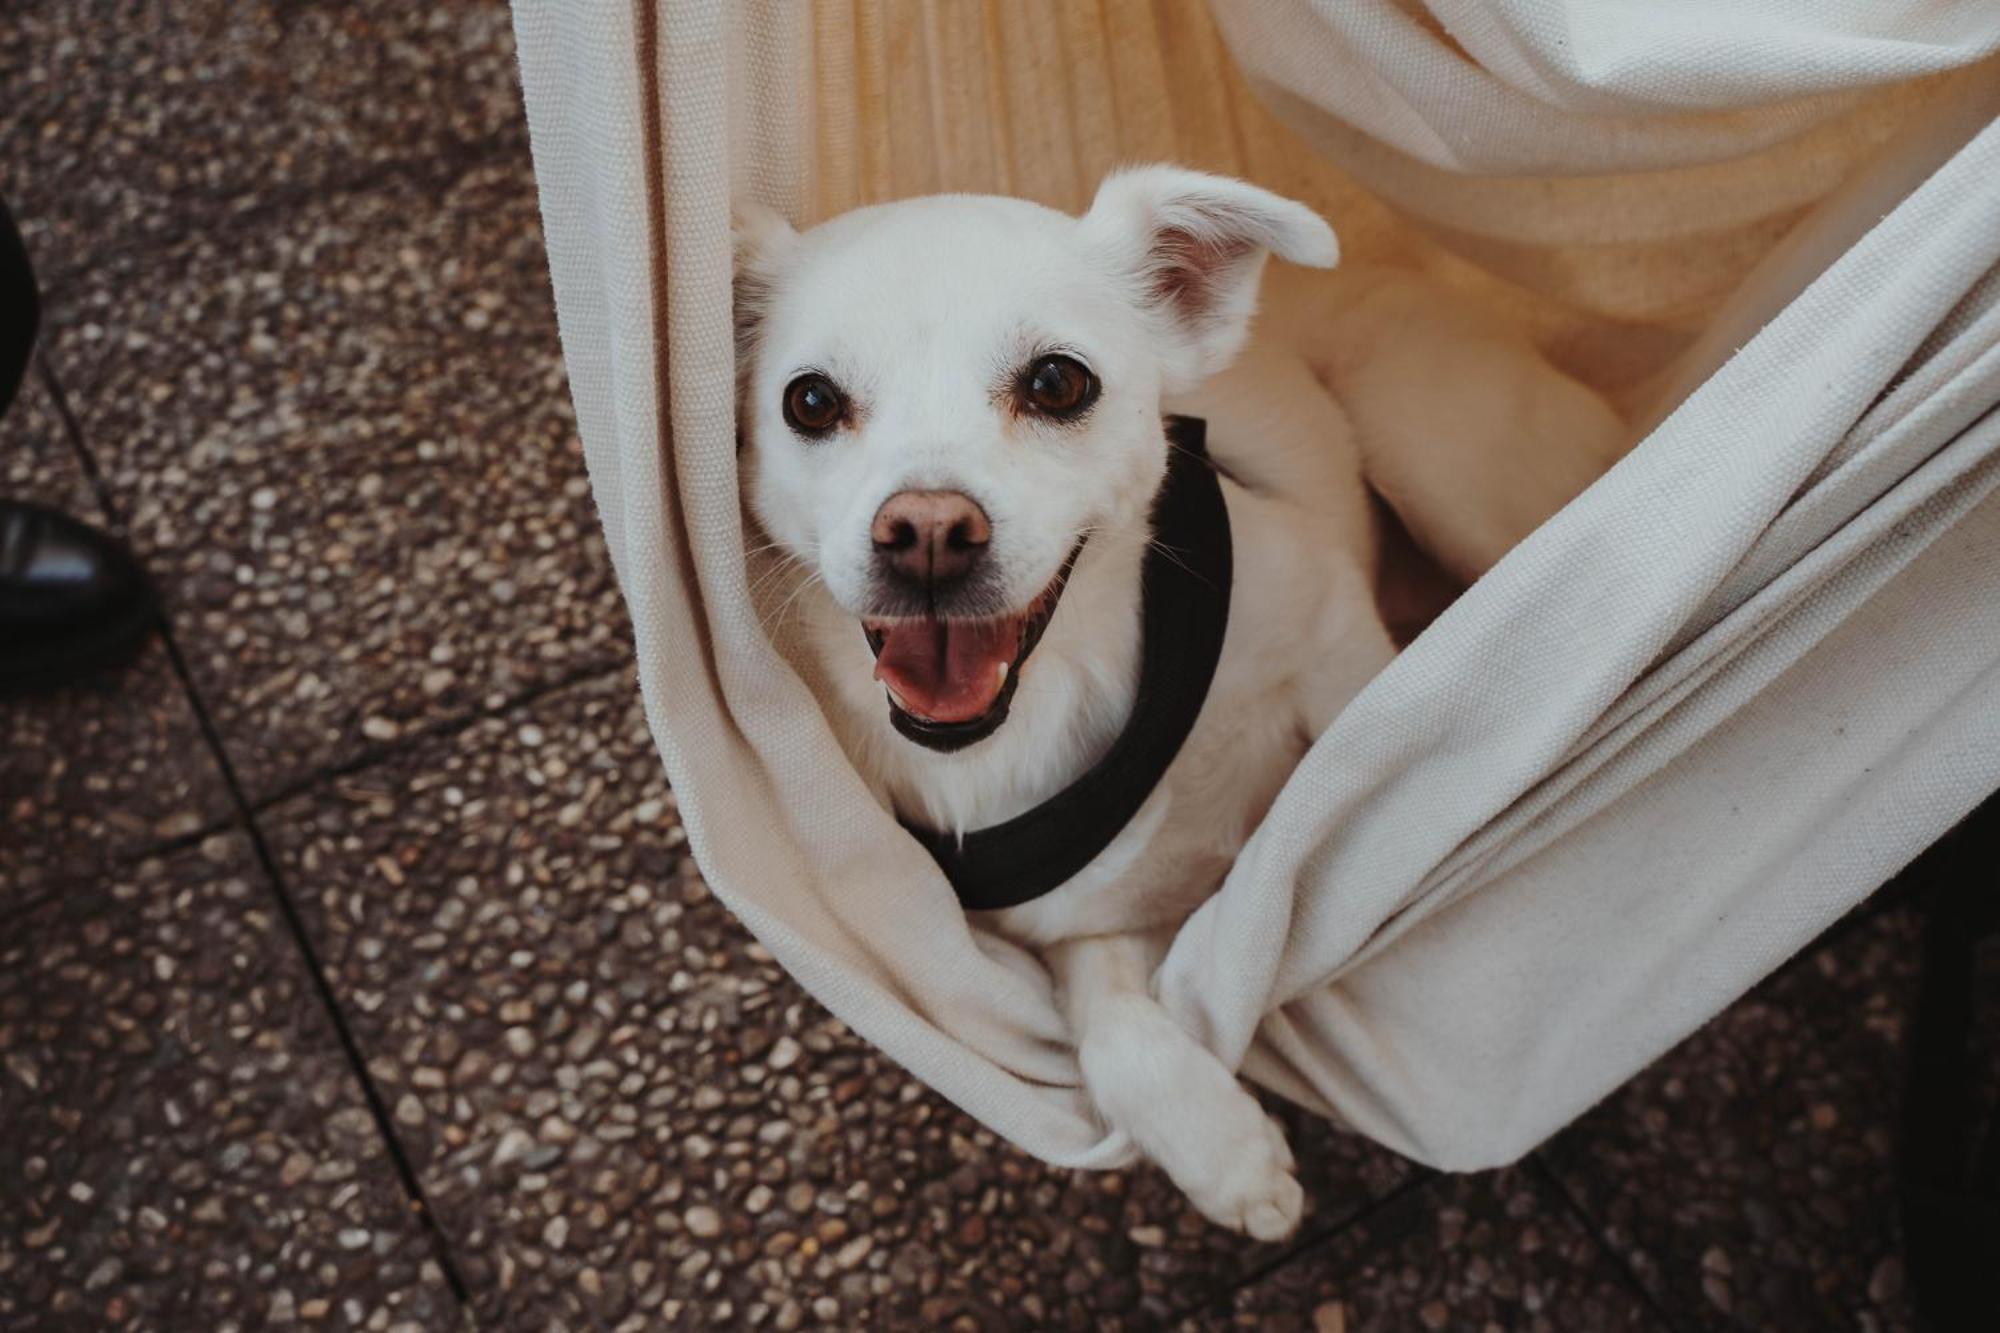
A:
902,415,1233,912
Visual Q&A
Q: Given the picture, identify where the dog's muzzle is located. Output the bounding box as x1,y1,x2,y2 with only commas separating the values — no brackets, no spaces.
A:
863,538,1087,753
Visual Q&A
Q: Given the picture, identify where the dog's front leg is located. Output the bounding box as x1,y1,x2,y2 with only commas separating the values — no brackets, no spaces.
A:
1049,932,1304,1239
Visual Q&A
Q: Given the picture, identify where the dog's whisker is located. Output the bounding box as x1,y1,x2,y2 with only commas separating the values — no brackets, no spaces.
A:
746,554,810,604
768,567,828,635
763,567,814,619
745,547,804,577
1144,537,1202,582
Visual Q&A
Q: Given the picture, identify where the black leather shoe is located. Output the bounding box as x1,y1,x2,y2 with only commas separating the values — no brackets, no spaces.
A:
0,500,158,696
2,194,35,418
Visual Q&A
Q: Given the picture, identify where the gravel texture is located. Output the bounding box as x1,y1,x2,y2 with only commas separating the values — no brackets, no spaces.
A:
33,158,625,804
1541,905,1925,1332
1185,1169,1666,1332
0,834,454,1331
261,667,1417,1330
0,0,526,283
0,371,233,911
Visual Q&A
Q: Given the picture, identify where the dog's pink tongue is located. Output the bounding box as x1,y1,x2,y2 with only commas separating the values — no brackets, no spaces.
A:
874,616,1020,723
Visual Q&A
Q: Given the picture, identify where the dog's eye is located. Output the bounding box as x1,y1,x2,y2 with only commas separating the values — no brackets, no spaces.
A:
782,373,846,437
1021,355,1099,420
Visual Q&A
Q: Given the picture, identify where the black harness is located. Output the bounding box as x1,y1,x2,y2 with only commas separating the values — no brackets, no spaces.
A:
901,415,1234,911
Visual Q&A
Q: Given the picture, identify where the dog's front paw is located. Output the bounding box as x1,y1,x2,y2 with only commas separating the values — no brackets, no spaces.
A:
1079,1001,1305,1239
1182,1111,1304,1240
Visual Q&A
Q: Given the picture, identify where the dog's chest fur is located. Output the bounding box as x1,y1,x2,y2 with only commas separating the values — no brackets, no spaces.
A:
986,469,1387,946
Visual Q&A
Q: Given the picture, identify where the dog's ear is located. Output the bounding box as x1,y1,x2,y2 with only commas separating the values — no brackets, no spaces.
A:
734,202,798,382
1080,166,1337,388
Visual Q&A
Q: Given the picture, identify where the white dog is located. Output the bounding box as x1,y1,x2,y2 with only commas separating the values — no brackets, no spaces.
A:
735,167,1623,1237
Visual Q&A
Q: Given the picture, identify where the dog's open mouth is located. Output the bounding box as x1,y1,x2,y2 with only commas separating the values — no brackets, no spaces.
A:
862,541,1086,752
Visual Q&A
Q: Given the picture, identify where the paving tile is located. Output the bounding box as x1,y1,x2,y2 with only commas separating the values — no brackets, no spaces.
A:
1,370,233,913
1184,1169,1665,1333
1541,905,1925,1332
260,668,1415,1331
37,159,623,804
0,831,457,1331
0,0,525,282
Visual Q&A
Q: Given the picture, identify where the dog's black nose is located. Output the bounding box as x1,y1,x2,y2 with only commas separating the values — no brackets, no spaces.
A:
871,490,990,590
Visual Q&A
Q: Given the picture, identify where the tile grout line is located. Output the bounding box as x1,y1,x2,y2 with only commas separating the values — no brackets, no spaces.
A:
243,652,635,816
1159,1169,1439,1327
0,884,68,930
0,647,632,931
1532,888,1928,1291
36,354,475,1309
0,811,240,927
1519,874,1941,1333
1526,1153,1695,1333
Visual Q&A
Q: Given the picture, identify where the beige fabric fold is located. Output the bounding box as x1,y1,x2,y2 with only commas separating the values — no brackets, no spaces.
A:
510,0,2000,1170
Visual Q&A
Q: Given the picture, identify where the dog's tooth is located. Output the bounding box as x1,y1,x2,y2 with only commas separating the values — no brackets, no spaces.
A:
996,660,1008,684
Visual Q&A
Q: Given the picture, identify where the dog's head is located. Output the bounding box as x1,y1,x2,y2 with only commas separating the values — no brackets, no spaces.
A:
736,166,1337,750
